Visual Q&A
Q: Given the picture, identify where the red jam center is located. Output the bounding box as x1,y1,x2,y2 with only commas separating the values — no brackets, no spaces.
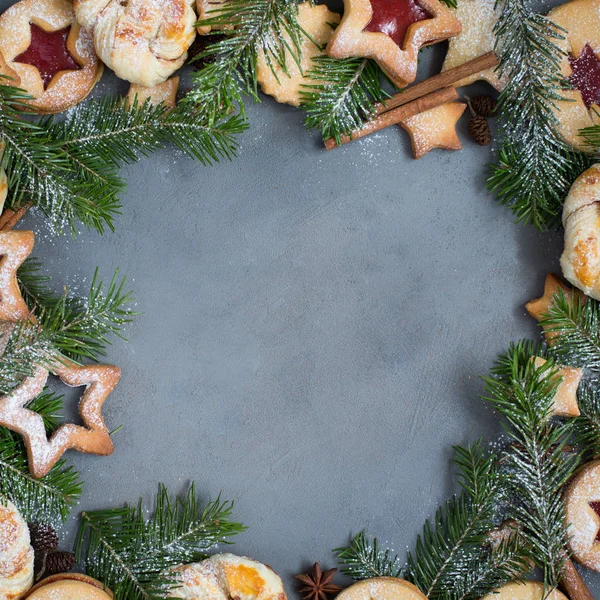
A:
14,24,80,89
569,44,600,110
364,0,431,48
589,501,600,542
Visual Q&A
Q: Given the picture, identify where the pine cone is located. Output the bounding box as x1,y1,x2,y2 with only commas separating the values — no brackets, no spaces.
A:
44,551,76,576
468,116,492,146
28,522,58,554
470,95,497,118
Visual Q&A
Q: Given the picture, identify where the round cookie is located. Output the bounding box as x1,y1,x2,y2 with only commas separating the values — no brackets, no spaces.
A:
256,2,340,107
565,459,600,571
480,582,568,600
0,500,34,600
547,0,600,151
0,0,102,114
74,0,196,87
25,573,112,599
336,577,428,600
170,553,287,600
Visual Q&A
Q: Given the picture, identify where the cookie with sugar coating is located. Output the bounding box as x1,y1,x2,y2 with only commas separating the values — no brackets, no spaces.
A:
336,577,427,600
480,582,568,600
25,573,112,599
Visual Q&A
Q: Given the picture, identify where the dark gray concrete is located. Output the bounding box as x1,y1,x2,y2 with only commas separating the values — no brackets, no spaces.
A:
2,1,599,594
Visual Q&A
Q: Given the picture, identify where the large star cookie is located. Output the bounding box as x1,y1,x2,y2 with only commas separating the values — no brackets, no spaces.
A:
326,0,461,88
441,0,507,90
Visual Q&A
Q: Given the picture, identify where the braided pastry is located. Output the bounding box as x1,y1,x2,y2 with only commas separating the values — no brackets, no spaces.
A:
0,500,34,600
74,0,196,87
560,163,600,300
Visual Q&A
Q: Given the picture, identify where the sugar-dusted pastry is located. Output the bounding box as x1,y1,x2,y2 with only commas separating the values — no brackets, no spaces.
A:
480,582,568,600
336,577,428,600
0,0,102,114
257,3,340,107
0,500,34,600
74,0,196,87
399,102,466,159
547,0,600,150
25,573,112,599
565,460,600,571
170,554,287,600
532,357,582,418
326,0,461,87
441,0,507,90
126,77,179,111
196,0,229,35
561,164,600,299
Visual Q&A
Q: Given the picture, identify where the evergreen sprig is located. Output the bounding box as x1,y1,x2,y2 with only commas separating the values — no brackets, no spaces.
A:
540,289,600,372
185,0,302,122
0,396,82,524
484,341,579,588
487,0,591,229
301,57,389,144
75,484,245,600
572,383,600,459
335,532,403,580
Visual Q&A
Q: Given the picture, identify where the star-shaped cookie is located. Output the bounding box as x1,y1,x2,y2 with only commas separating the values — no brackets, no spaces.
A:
0,230,35,322
126,77,179,112
326,0,461,87
399,101,466,158
0,360,120,478
441,0,507,90
533,357,582,418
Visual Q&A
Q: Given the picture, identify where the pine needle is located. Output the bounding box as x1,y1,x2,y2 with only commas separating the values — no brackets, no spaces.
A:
335,532,403,580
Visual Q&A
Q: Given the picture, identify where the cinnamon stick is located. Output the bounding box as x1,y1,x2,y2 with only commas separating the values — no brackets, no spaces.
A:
324,87,459,150
323,51,499,150
560,558,594,600
0,203,31,231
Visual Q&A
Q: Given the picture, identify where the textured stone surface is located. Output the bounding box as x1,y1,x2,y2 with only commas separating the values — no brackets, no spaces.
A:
2,0,599,593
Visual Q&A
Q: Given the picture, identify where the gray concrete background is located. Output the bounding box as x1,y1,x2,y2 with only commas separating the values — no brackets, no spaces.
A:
2,0,600,595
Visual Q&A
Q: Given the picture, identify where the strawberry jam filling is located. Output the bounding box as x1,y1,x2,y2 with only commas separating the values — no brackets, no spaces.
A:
14,24,80,89
569,44,600,109
589,501,600,542
364,0,431,47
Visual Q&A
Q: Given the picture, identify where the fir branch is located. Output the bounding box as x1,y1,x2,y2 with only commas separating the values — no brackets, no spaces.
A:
335,532,403,580
75,484,245,600
572,383,600,459
484,341,579,588
405,442,513,599
301,57,389,144
185,0,302,120
540,289,600,372
0,427,82,524
487,0,592,229
25,387,64,431
578,111,600,149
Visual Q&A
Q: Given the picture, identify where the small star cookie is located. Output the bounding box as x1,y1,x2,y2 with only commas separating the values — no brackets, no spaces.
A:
441,0,507,90
533,357,582,418
326,0,461,88
126,77,179,112
257,2,340,107
196,0,229,35
399,101,466,159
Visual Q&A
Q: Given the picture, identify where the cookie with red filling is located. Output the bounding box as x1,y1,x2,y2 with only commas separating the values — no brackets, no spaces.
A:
0,0,102,114
326,0,461,87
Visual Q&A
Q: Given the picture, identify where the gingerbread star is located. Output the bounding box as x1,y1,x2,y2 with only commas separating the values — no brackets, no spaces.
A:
525,273,585,343
326,0,462,87
0,360,120,478
399,102,466,159
0,230,35,322
441,0,507,90
533,357,582,418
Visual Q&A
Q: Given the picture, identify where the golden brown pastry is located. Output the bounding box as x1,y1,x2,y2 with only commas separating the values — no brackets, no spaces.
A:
0,500,34,600
326,0,461,88
74,0,196,87
170,554,287,600
0,0,102,114
561,163,600,299
480,582,568,600
336,577,428,600
565,460,600,571
25,573,112,599
256,3,340,107
547,0,600,151
125,77,179,112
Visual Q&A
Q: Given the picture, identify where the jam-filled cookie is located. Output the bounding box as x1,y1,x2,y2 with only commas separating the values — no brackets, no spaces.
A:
326,0,461,88
74,0,196,87
256,2,340,107
565,460,600,571
0,0,102,114
547,0,600,151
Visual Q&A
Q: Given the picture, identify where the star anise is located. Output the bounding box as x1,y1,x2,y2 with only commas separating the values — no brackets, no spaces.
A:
296,562,343,600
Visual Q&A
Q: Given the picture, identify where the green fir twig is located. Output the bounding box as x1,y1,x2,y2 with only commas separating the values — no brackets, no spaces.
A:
335,532,403,580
